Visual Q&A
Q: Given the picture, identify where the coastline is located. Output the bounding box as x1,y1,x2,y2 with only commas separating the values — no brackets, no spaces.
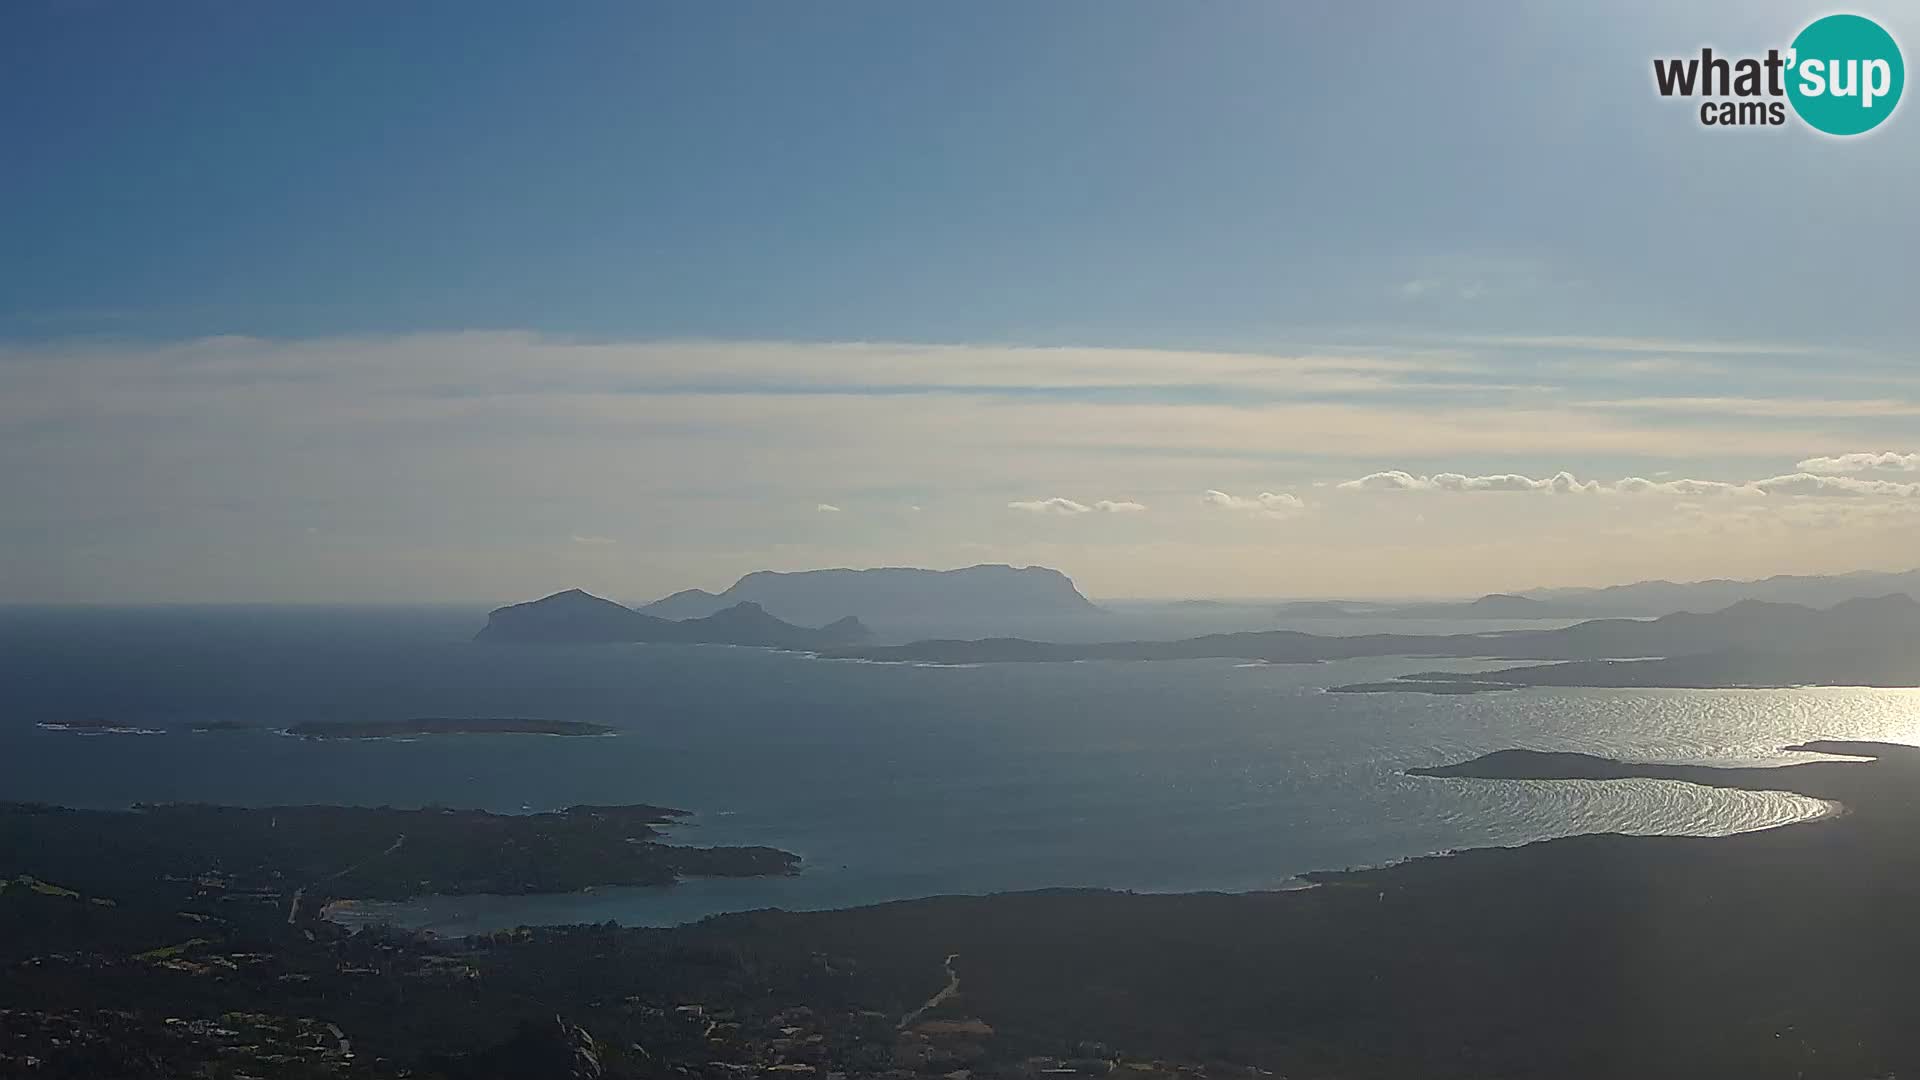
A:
329,753,1845,933
9,734,1916,1077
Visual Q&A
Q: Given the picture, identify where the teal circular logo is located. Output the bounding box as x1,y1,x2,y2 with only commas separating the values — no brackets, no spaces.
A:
1786,14,1904,135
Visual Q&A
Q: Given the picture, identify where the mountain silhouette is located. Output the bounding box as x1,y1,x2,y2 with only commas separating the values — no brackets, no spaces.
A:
829,594,1920,687
475,590,870,649
638,564,1098,623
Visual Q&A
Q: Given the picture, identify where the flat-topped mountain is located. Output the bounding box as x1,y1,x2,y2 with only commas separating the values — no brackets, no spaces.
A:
639,563,1099,623
475,589,870,649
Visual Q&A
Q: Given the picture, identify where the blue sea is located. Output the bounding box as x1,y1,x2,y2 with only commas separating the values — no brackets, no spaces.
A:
4,606,1913,932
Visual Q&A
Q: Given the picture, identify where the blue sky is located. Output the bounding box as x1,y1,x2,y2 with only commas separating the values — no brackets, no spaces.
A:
3,1,1918,602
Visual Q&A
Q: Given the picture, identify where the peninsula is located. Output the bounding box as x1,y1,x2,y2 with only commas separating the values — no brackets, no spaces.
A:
0,800,797,905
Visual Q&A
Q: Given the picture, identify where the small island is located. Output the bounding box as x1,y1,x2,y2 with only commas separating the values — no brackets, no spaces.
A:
1327,678,1522,695
284,717,616,739
35,717,165,734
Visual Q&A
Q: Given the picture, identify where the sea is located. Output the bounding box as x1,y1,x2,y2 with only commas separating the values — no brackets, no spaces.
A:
4,604,1915,933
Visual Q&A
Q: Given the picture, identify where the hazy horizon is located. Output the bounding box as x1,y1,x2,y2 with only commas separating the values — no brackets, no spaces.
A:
6,2,1918,603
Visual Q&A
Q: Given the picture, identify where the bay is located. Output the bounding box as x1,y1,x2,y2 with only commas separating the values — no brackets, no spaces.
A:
4,607,1906,932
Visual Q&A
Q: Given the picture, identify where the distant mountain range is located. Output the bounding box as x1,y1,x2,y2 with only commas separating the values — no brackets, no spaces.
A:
1521,567,1920,615
475,589,870,649
476,582,1920,690
1275,594,1594,620
1270,569,1920,621
638,564,1099,624
826,593,1920,689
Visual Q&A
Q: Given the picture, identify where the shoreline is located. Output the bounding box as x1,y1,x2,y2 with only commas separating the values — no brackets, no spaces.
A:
11,738,1917,1077
328,754,1846,933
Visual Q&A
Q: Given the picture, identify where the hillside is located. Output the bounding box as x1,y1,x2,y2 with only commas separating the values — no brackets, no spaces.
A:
1525,567,1920,615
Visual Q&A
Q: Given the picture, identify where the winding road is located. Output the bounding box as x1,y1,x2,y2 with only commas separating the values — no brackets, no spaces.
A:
898,953,960,1029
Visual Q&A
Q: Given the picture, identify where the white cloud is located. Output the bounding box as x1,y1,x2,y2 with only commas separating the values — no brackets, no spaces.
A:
1610,476,1752,497
569,534,617,545
1009,498,1145,515
1612,473,1920,498
1749,473,1920,498
1341,469,1920,499
4,331,1916,602
1337,470,1601,494
815,503,842,513
1796,451,1920,475
1582,396,1920,418
1202,490,1308,519
1009,498,1092,514
1457,334,1821,356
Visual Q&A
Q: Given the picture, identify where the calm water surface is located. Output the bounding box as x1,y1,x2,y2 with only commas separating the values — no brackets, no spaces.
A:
4,607,1912,930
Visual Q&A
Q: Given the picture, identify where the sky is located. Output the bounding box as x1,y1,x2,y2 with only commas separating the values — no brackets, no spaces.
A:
3,0,1919,603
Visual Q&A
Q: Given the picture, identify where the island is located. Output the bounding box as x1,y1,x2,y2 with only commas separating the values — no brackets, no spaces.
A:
284,717,616,739
1402,644,1920,691
34,717,165,734
1271,599,1375,617
638,563,1102,623
1325,678,1522,695
824,593,1920,691
475,589,872,648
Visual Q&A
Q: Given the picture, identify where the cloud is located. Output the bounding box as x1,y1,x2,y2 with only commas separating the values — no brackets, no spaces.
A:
1009,497,1145,515
1010,498,1092,514
569,534,617,545
1611,473,1920,498
4,331,1916,602
1609,476,1751,497
1796,451,1920,475
1580,397,1920,419
3,334,1887,470
1341,469,1920,499
1457,334,1821,356
1337,471,1601,494
1202,490,1308,518
815,503,842,513
1747,473,1920,498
